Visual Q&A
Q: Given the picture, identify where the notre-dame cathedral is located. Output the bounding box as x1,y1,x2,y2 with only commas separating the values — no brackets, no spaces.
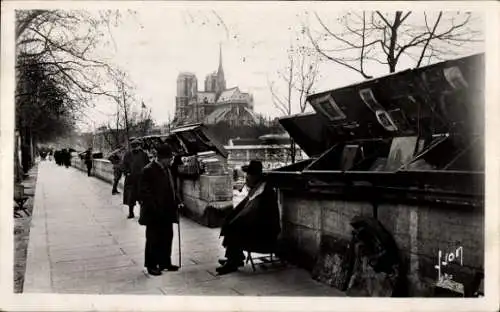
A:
173,45,258,127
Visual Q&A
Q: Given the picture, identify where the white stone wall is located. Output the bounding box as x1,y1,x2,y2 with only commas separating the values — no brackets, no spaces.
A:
71,157,124,189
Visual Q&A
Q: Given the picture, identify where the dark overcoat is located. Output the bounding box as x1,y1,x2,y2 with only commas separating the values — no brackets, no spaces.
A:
84,151,93,168
220,180,281,252
138,161,179,226
121,148,150,206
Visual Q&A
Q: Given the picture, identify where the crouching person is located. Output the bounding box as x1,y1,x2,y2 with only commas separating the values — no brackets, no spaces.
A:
138,143,180,276
217,160,281,275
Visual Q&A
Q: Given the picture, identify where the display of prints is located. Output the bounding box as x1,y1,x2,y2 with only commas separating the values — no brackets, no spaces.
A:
359,88,385,113
375,110,399,132
311,94,346,121
443,66,468,89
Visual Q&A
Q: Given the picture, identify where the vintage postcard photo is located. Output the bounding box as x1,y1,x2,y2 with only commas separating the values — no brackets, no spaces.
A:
1,1,499,311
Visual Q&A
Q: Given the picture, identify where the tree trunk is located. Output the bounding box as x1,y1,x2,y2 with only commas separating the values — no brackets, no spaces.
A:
14,130,23,182
387,12,402,73
122,82,130,149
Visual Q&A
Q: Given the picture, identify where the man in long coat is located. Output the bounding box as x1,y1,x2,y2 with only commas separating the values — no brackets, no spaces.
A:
121,139,149,219
84,148,93,176
138,143,181,276
216,160,281,275
108,148,123,195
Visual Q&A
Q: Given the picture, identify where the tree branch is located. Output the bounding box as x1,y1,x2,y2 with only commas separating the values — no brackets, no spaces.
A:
416,12,443,68
306,27,373,79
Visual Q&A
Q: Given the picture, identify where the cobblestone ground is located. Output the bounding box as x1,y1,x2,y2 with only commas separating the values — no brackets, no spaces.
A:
24,161,345,296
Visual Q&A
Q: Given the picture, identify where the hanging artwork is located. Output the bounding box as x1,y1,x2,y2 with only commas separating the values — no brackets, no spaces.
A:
359,88,399,132
359,88,385,113
311,94,347,121
443,66,469,90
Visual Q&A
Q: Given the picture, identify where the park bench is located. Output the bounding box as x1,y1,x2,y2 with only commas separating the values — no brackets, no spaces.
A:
14,184,30,218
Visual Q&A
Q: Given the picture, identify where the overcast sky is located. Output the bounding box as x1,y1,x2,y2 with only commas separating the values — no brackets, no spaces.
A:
53,4,484,131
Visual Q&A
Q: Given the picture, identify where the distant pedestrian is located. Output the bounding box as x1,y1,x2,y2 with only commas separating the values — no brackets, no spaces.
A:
62,149,71,168
84,148,93,176
54,150,60,165
138,143,181,276
108,150,123,195
121,139,149,219
170,154,183,195
66,149,73,167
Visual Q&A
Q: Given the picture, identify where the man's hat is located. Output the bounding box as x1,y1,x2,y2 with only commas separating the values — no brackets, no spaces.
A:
242,160,263,175
130,139,141,146
156,144,173,158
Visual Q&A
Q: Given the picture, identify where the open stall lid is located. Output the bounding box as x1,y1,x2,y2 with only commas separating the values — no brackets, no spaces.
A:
278,112,337,158
306,53,484,141
170,123,228,158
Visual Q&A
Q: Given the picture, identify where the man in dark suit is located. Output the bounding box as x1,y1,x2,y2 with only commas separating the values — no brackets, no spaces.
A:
122,139,149,219
138,144,181,276
216,160,281,275
84,148,93,176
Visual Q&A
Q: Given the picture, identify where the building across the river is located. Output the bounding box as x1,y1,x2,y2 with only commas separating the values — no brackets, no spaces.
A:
225,134,306,170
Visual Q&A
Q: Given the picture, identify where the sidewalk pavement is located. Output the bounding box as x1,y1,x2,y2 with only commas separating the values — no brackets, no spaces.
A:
24,161,345,296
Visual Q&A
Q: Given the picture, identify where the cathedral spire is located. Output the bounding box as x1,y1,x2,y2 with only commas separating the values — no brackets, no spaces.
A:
216,42,226,96
217,42,224,74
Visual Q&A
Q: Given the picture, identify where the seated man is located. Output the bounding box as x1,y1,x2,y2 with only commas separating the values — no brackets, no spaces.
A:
216,160,281,275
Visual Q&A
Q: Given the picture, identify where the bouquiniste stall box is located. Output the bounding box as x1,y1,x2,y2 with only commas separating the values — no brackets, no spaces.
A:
168,123,233,227
266,54,484,297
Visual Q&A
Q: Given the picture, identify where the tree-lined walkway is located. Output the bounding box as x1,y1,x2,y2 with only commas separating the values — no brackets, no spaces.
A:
24,161,344,296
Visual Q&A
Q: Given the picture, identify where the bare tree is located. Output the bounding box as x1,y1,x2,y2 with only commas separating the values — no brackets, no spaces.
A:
15,10,130,109
108,70,134,149
99,69,155,152
268,44,320,163
269,46,320,116
14,10,136,175
101,111,123,151
305,11,483,79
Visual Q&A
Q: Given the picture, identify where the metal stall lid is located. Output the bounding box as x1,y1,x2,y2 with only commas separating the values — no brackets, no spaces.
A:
170,123,228,158
306,53,484,141
278,112,335,158
268,54,484,204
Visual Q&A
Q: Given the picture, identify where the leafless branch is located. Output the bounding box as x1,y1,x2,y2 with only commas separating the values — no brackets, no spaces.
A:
305,11,482,78
416,12,443,68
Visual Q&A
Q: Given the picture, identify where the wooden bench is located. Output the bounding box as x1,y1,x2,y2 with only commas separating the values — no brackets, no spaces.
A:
14,184,30,218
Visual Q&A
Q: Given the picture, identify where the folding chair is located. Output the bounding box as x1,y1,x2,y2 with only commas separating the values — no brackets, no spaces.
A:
244,243,286,272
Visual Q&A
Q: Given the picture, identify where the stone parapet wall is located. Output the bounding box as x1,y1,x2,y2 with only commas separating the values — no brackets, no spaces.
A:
72,157,233,228
181,174,233,228
71,157,124,189
278,190,484,296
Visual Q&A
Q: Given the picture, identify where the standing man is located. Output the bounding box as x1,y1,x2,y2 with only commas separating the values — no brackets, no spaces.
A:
138,144,181,276
108,149,123,195
121,139,149,219
62,149,70,168
84,148,93,176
